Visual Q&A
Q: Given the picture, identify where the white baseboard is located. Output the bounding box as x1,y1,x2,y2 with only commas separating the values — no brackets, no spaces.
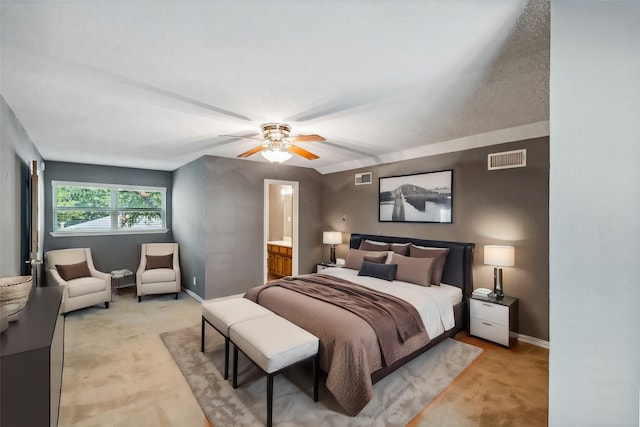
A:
182,288,245,303
182,287,203,303
516,333,550,349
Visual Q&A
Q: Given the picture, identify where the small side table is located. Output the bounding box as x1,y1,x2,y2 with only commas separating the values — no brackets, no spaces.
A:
110,269,134,301
316,263,341,273
469,295,519,347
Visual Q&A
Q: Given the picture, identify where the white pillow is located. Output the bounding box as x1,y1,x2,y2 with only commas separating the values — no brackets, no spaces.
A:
364,239,389,246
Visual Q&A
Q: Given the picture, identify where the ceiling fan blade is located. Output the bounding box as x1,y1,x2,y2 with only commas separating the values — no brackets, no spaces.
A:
237,145,266,158
36,52,254,123
220,132,260,140
292,134,326,142
288,145,319,160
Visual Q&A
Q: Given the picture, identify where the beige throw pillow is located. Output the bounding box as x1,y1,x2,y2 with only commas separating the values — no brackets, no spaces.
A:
344,249,389,270
390,242,411,256
359,240,391,251
392,253,435,287
409,244,450,286
363,254,387,264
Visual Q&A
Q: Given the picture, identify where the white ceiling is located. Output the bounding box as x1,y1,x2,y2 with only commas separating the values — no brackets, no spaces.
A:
1,0,549,174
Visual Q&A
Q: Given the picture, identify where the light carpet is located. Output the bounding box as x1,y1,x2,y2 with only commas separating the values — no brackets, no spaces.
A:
161,325,483,427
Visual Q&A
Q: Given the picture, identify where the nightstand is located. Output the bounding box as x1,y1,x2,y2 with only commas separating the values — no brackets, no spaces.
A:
469,295,519,347
316,263,339,273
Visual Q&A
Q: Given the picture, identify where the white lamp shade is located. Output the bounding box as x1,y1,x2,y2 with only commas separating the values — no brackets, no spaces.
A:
323,231,342,245
484,245,515,267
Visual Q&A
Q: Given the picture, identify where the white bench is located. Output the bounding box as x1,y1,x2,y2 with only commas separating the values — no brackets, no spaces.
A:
230,314,320,427
201,297,273,379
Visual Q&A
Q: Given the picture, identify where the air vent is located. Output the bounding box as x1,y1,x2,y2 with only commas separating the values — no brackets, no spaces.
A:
488,149,527,170
355,172,372,185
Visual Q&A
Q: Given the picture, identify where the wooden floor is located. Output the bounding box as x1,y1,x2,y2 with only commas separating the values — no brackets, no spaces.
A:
201,330,548,427
408,332,549,427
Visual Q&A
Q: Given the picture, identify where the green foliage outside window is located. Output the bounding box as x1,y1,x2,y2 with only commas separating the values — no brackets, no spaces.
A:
53,182,165,233
118,190,163,228
55,185,110,228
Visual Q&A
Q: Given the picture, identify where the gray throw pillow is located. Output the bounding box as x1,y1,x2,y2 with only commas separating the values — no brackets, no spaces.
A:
358,260,397,281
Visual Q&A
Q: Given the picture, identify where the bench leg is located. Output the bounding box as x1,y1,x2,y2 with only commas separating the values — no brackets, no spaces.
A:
313,353,319,402
200,318,205,352
232,345,239,389
224,337,230,380
267,374,274,427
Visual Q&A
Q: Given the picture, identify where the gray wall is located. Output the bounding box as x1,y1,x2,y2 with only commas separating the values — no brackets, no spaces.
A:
549,2,640,425
172,155,323,300
0,96,43,277
43,161,174,277
322,137,549,341
172,156,206,298
203,156,322,298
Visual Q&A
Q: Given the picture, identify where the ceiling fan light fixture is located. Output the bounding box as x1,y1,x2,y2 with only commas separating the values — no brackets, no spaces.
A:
262,123,291,141
233,122,321,161
261,147,292,163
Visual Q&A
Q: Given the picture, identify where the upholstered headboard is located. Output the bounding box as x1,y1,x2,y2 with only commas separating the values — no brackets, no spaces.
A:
348,233,475,299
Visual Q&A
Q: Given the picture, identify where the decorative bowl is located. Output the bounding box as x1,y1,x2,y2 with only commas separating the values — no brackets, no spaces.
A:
0,275,33,322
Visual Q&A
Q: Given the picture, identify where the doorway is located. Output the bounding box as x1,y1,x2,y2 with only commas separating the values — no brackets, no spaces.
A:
264,180,299,283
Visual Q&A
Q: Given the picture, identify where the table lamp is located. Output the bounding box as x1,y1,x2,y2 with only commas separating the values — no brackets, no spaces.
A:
484,245,514,299
323,231,342,264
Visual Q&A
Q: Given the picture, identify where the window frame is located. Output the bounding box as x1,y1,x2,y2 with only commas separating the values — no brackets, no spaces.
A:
50,180,168,237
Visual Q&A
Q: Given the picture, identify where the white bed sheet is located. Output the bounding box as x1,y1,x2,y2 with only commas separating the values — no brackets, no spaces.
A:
436,283,463,306
320,267,459,339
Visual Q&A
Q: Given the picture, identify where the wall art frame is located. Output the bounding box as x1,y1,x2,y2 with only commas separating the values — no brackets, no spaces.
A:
379,169,453,223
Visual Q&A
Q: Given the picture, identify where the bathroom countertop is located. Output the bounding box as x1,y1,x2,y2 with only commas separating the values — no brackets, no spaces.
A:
267,240,292,247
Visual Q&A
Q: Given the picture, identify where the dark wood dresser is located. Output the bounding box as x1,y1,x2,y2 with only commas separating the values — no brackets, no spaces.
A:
1,286,65,427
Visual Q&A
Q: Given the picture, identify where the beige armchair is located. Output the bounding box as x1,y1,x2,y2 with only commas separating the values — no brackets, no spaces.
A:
45,248,111,314
136,243,181,302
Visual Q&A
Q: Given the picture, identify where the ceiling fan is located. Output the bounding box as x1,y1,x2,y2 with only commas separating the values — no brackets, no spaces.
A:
222,123,325,163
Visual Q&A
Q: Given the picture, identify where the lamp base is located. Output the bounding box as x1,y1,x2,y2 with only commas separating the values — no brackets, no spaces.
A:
493,267,504,299
330,246,336,265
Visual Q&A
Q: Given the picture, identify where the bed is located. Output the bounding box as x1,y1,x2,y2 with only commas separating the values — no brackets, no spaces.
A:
244,233,475,416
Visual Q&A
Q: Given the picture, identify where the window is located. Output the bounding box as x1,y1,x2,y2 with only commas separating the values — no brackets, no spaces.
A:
52,181,167,235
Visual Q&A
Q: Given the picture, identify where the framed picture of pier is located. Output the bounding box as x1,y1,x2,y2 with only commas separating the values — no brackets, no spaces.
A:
379,170,453,223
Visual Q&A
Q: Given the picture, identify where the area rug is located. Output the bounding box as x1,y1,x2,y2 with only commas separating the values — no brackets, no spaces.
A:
160,325,483,427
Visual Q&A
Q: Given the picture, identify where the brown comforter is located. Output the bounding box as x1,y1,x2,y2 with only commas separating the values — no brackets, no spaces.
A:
244,274,431,415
